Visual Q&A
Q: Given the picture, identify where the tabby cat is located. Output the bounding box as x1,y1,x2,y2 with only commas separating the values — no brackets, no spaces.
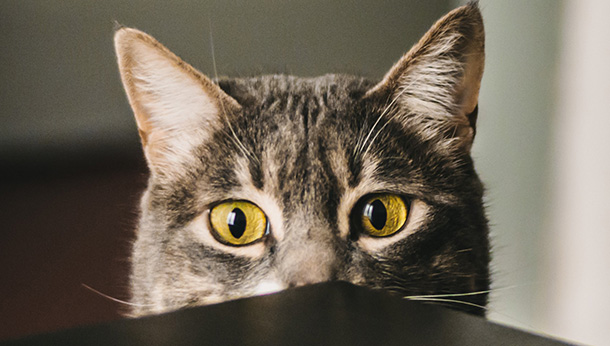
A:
114,2,490,317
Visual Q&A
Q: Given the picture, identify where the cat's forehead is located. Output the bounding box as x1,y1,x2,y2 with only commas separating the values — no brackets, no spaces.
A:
218,74,376,160
195,73,457,201
223,75,368,204
219,74,373,111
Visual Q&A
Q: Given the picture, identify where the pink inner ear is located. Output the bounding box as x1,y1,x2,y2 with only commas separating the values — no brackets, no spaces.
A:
114,27,232,174
466,104,478,138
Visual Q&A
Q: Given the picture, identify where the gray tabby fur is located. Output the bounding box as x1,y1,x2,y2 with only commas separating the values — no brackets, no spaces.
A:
115,2,490,317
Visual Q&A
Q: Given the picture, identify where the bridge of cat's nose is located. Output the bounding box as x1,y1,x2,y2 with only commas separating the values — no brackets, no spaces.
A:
283,266,336,288
275,210,342,287
276,239,340,288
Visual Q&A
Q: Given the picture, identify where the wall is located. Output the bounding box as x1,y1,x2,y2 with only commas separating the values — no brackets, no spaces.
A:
467,1,610,344
461,0,561,333
544,1,610,344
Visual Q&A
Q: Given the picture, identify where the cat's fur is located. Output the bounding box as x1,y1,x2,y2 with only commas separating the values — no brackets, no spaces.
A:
115,2,490,317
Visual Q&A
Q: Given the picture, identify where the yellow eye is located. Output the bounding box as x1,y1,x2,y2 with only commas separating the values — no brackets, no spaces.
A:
360,194,408,237
209,201,269,246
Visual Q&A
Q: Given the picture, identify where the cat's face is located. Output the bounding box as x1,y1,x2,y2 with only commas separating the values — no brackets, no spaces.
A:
115,3,489,317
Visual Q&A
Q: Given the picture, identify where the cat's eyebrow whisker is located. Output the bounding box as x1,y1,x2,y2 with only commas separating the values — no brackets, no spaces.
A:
355,92,397,156
208,15,220,84
207,17,260,165
220,102,260,165
81,284,156,308
360,74,423,158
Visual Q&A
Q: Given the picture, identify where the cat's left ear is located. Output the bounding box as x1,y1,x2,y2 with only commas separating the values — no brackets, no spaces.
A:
366,2,484,151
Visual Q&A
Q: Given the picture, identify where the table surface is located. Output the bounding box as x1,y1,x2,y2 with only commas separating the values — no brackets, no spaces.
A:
2,282,571,346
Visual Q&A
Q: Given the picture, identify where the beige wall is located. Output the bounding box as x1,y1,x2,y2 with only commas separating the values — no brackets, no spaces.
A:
466,0,610,344
544,0,610,344
458,0,560,332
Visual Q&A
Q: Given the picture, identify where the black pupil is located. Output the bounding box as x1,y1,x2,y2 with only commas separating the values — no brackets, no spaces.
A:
367,199,387,230
228,208,247,238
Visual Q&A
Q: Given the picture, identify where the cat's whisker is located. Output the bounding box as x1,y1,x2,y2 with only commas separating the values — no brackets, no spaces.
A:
81,284,156,308
408,295,542,333
405,284,527,300
403,283,545,333
406,296,488,311
407,291,488,299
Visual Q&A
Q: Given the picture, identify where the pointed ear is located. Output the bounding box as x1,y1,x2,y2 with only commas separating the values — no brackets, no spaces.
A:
367,2,484,150
114,27,240,175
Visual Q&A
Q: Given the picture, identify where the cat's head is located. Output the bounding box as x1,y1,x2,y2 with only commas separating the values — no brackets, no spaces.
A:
115,2,489,316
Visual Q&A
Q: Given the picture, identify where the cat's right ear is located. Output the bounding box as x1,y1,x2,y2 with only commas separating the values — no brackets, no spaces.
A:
114,27,240,175
366,2,484,151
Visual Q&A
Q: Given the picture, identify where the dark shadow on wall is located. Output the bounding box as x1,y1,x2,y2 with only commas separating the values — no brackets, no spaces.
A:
0,157,147,340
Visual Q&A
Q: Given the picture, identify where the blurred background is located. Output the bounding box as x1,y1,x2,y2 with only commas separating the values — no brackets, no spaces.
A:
1,1,608,344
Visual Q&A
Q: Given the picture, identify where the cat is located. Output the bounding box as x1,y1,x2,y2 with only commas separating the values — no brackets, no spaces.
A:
114,2,490,318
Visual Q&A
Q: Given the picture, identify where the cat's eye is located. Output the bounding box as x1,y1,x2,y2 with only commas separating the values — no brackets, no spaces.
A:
358,194,409,237
209,201,269,246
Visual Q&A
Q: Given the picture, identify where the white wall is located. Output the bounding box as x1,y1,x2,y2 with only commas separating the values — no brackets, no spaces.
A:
464,0,610,344
462,0,559,333
543,0,610,345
